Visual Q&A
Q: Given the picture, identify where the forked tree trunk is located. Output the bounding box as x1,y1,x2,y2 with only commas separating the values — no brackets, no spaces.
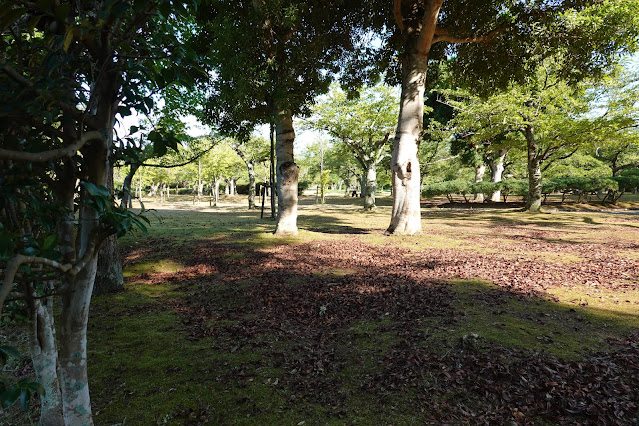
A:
489,150,507,202
29,296,64,426
387,50,426,235
364,162,377,210
274,110,299,235
524,126,542,212
474,163,486,202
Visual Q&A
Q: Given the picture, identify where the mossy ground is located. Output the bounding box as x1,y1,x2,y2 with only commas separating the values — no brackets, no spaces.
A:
4,193,638,424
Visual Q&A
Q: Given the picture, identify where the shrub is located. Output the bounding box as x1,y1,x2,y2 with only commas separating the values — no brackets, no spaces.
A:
422,179,471,203
298,181,311,196
500,180,528,202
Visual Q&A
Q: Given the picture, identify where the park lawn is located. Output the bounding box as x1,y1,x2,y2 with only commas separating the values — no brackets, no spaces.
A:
83,195,637,424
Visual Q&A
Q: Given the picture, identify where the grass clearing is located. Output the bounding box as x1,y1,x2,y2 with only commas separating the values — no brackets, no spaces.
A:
88,195,638,424
4,194,638,424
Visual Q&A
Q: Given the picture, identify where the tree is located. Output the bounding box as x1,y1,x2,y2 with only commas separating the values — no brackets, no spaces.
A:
0,1,200,423
200,143,243,205
348,0,639,233
442,67,598,212
306,84,397,209
590,68,639,176
229,137,269,209
197,0,360,235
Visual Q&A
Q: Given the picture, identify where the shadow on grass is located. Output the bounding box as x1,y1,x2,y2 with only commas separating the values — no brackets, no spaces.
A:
90,232,639,425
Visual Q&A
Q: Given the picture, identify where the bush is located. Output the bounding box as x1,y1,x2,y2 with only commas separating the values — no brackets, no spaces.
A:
422,179,471,202
500,180,528,202
235,184,249,195
177,188,193,195
469,181,502,198
298,181,311,196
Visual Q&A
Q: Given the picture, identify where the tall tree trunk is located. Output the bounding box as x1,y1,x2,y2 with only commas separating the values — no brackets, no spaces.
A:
387,51,426,235
95,166,123,296
359,172,366,199
274,110,299,235
474,163,486,202
489,150,507,202
247,161,256,209
58,72,115,424
364,162,377,210
524,126,542,212
270,122,276,219
58,159,105,425
29,295,64,426
214,178,220,206
120,163,139,208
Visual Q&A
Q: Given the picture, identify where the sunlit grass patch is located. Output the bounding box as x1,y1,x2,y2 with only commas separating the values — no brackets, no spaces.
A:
443,280,637,360
123,259,184,277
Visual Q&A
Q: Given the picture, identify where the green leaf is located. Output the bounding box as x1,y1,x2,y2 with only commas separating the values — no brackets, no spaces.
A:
27,14,43,34
23,246,38,256
0,7,27,31
0,346,23,361
19,389,29,411
63,26,74,52
0,386,21,409
41,235,58,251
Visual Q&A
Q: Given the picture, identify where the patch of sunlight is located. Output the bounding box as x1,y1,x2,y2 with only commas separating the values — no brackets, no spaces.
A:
123,259,184,277
446,280,637,360
312,267,358,277
547,285,639,329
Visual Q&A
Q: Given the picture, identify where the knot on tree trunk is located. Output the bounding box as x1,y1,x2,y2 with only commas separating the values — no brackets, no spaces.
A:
279,161,299,184
396,161,412,183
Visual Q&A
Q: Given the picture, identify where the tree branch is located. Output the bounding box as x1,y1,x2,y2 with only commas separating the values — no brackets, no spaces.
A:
1,255,72,316
432,25,507,45
424,154,459,166
394,0,405,33
0,131,104,162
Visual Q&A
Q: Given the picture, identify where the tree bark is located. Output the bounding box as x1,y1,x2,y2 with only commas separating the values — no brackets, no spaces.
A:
95,166,123,296
58,70,116,424
489,149,507,202
214,178,221,206
29,296,64,426
364,162,377,210
274,110,299,235
474,163,486,202
524,126,542,212
120,163,139,208
387,51,427,235
247,161,256,209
